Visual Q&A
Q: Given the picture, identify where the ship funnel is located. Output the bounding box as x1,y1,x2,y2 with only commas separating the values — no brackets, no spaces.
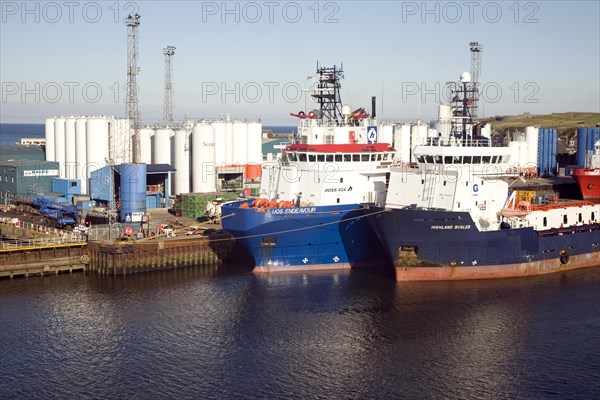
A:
371,96,376,118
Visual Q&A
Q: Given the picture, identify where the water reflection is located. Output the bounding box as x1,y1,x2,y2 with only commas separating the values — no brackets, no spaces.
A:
0,266,598,399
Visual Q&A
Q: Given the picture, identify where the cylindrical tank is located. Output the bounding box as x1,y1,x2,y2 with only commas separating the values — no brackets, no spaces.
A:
44,118,55,162
508,141,520,167
245,164,262,181
518,141,529,169
381,124,394,145
246,121,262,165
54,117,66,177
120,163,147,223
395,124,411,162
192,123,217,193
86,117,109,181
173,129,190,195
525,126,538,167
410,123,427,162
64,117,76,179
139,127,153,164
213,121,226,166
117,118,131,164
438,104,452,120
75,117,87,193
232,122,248,165
153,129,172,165
225,121,234,165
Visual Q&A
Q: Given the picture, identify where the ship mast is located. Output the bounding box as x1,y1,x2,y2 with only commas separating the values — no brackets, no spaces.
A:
311,63,344,122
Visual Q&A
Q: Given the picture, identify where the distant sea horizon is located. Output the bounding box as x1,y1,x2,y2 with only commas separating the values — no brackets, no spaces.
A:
0,123,296,145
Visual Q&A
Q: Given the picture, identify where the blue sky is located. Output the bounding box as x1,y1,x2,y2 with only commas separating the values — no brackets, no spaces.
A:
1,0,599,125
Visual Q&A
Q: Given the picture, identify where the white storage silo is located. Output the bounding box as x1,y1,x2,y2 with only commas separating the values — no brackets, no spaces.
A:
110,118,131,165
232,122,248,165
75,117,87,193
54,117,66,177
44,118,55,162
213,121,226,166
173,129,190,194
246,121,262,165
65,117,76,179
519,141,529,169
193,123,217,193
410,123,428,162
153,128,172,165
381,124,394,145
525,126,539,167
508,141,520,167
86,117,110,182
393,124,411,162
225,121,234,165
139,127,154,164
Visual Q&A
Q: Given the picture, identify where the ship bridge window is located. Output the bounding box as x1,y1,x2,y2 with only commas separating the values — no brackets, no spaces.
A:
482,156,491,163
377,154,383,161
502,156,510,163
425,156,434,163
444,156,453,164
454,156,462,164
434,156,442,164
344,154,351,162
463,156,472,163
298,153,307,162
308,154,316,162
326,155,334,162
288,153,297,161
317,154,325,162
491,156,498,163
353,154,360,162
416,156,424,163
361,154,369,161
473,156,481,164
371,154,377,161
335,154,342,162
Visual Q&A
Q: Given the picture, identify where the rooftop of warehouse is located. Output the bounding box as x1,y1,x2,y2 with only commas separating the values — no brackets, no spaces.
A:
0,159,58,167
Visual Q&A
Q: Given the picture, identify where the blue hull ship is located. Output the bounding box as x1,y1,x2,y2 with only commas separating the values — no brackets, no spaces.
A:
366,206,600,281
221,200,389,271
220,64,395,272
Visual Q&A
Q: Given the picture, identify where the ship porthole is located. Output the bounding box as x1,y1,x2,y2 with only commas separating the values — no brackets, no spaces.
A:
560,252,570,265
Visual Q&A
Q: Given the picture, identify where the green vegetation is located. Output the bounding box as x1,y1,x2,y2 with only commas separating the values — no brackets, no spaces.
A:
481,112,599,137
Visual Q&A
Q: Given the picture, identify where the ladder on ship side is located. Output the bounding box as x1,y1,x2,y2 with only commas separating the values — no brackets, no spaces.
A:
422,173,436,208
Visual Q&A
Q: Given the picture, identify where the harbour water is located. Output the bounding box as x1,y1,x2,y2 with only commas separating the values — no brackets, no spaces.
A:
1,266,599,399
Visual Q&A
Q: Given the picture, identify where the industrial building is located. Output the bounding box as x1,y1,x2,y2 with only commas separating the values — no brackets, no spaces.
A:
0,159,60,200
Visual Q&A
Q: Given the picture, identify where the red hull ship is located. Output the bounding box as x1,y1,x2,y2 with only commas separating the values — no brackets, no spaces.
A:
572,142,600,200
572,168,600,200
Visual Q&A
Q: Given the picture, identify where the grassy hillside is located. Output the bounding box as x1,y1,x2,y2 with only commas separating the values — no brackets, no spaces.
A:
481,112,599,137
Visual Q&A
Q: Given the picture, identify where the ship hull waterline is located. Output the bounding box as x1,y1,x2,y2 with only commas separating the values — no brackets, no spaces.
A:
394,252,600,281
